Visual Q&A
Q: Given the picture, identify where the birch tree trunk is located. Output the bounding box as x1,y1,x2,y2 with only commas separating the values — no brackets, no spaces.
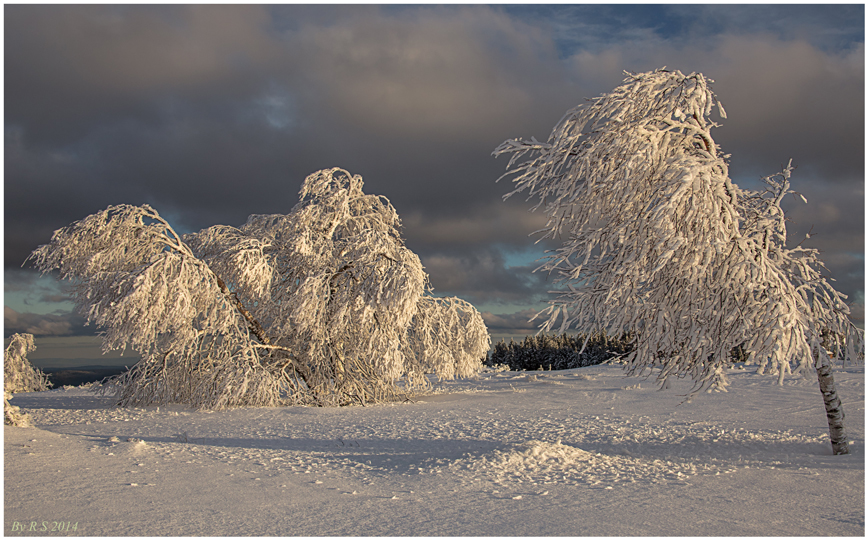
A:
813,343,849,455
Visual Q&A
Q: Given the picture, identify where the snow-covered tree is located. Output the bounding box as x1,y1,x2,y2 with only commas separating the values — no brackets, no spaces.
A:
4,333,50,426
4,333,51,394
29,168,489,409
495,68,861,454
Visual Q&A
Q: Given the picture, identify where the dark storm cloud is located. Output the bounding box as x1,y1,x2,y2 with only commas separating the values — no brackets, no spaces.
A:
5,4,864,343
403,200,552,252
563,34,863,182
424,251,551,307
5,5,282,144
5,4,297,262
4,307,90,338
707,37,863,182
481,309,540,336
5,4,571,265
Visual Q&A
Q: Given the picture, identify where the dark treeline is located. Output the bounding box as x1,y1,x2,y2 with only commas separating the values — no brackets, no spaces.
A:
487,332,634,371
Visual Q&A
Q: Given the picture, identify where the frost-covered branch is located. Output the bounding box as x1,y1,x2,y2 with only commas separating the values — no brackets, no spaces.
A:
495,68,860,396
28,204,291,408
406,296,491,384
29,168,489,409
5,333,50,426
4,333,50,394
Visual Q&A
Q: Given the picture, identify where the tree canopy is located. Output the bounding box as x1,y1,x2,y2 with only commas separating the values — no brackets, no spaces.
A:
30,168,489,409
494,68,860,395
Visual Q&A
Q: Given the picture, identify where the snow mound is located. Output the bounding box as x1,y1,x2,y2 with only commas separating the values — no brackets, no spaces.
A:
455,440,721,488
103,435,149,457
488,439,596,469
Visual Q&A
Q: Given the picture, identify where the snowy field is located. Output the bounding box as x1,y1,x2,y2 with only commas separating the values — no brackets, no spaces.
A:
5,363,864,536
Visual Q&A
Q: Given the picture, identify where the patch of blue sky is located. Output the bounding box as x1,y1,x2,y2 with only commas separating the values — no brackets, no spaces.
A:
137,202,198,237
251,83,296,131
500,4,863,57
845,252,865,277
4,273,74,316
499,243,548,270
501,4,685,57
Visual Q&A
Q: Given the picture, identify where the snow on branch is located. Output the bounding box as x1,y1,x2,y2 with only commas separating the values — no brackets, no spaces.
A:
5,333,50,426
4,333,50,394
407,296,491,384
495,68,860,395
28,168,490,409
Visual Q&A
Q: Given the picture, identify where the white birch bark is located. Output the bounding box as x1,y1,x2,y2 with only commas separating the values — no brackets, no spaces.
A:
813,342,849,455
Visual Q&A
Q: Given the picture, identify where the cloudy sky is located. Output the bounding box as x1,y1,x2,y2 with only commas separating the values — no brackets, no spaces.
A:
4,4,864,367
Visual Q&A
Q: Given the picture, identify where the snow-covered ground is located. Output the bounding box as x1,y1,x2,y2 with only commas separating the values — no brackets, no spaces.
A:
5,363,864,536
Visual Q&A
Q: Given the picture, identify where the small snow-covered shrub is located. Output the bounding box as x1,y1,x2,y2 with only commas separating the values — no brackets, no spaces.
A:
4,333,51,394
4,391,31,427
484,363,511,373
4,333,49,425
487,332,633,371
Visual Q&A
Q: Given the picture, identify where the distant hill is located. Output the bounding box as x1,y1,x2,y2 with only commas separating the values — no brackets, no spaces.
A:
41,367,127,388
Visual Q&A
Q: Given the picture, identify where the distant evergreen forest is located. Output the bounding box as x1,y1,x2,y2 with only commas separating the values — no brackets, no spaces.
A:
486,332,634,371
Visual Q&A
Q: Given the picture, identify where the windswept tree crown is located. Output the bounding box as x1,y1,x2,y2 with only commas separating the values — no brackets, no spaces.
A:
30,168,490,409
495,68,860,394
